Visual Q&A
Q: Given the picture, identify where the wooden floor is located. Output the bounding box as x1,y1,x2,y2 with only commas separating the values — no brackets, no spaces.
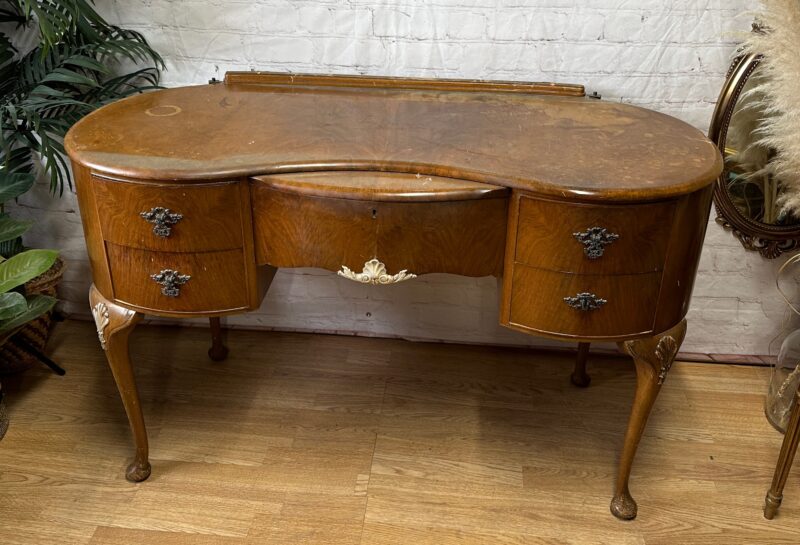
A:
0,320,797,544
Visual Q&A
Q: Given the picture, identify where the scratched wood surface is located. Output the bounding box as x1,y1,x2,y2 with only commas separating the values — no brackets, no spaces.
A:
65,73,721,202
1,320,797,544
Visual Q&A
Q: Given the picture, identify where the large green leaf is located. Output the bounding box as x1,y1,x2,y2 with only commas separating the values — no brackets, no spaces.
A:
0,248,58,293
0,294,56,335
0,291,27,320
0,173,35,203
41,66,98,87
0,215,33,243
63,53,109,74
0,149,32,176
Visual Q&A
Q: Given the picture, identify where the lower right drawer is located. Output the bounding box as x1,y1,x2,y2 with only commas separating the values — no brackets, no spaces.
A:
507,265,661,338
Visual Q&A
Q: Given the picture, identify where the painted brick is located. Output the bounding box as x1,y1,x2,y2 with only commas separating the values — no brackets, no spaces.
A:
487,11,529,41
246,36,315,64
316,37,387,68
394,41,464,70
296,6,373,36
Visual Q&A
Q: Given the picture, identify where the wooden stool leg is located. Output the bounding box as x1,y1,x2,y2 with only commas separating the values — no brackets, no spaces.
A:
611,319,686,520
90,285,148,482
208,317,229,361
571,342,591,387
764,382,800,519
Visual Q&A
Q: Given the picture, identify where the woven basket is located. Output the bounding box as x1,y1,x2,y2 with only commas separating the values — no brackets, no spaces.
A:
0,257,65,375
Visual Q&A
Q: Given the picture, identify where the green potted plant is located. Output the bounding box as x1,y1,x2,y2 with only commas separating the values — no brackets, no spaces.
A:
0,0,162,371
0,178,58,337
0,171,58,366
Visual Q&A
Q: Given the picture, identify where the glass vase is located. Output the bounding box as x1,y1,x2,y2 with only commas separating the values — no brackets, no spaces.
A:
766,328,800,432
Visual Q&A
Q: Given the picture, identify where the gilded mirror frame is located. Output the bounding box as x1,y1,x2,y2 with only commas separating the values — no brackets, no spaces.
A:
709,52,800,259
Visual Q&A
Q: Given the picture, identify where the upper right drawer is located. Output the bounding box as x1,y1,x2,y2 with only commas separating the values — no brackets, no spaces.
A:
514,196,675,275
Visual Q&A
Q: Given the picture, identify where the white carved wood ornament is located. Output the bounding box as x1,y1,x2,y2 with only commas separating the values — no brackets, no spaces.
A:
338,259,417,285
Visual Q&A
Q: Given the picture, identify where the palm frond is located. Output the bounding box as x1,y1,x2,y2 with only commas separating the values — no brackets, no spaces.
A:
0,2,26,26
1,0,163,195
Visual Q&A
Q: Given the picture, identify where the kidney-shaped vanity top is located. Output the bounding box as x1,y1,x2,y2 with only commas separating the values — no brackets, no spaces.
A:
65,72,721,203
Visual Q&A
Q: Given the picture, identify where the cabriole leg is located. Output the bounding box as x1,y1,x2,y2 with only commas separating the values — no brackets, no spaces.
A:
571,342,591,387
764,382,800,519
90,285,148,482
208,317,229,361
611,319,686,520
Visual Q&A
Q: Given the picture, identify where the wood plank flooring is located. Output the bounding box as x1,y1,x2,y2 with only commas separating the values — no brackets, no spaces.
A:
0,320,797,544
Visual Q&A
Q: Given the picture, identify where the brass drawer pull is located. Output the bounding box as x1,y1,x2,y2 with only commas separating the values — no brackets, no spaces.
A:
573,227,619,259
151,269,191,297
338,258,416,285
564,292,607,311
140,207,183,238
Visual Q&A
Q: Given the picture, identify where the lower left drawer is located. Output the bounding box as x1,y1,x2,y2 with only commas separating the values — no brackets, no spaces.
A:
106,244,248,313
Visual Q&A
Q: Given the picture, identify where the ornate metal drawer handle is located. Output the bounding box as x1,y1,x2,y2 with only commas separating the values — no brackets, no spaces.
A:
151,269,191,297
573,227,619,259
140,207,183,238
338,258,416,285
564,292,607,311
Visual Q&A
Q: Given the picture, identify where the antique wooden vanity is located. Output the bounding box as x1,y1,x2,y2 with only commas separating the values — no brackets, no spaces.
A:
65,72,722,520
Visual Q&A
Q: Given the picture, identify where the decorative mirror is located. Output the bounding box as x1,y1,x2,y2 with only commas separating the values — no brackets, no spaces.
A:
709,50,800,258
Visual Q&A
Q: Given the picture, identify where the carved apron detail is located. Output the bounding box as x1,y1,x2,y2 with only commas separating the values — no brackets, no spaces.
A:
338,259,416,285
92,302,110,350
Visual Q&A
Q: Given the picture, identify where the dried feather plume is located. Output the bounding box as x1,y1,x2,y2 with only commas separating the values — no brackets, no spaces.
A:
740,1,800,217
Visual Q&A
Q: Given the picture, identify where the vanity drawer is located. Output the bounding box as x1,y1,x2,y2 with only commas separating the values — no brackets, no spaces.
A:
106,244,249,313
252,178,508,277
93,177,244,252
514,197,674,274
507,265,661,338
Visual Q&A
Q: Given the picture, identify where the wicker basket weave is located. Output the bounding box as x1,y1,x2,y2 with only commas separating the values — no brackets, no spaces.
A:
0,257,64,375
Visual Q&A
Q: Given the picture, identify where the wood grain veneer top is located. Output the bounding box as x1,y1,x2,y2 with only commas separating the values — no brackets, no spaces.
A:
252,171,507,202
65,73,722,202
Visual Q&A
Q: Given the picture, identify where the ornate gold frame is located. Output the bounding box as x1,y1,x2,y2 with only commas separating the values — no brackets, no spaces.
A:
709,52,800,259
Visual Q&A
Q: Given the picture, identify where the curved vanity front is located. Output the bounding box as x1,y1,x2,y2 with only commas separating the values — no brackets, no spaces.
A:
251,171,509,278
65,71,722,520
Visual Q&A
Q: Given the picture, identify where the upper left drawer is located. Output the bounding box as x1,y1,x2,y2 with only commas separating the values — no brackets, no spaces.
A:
92,177,243,252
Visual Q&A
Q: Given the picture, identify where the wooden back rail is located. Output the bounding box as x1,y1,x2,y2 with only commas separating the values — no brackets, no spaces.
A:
66,72,722,521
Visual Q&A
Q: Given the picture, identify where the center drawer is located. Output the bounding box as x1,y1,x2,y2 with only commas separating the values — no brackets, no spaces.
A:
92,177,244,252
251,172,510,277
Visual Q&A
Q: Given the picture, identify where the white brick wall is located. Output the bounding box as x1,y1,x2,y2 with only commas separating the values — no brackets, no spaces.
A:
18,0,797,356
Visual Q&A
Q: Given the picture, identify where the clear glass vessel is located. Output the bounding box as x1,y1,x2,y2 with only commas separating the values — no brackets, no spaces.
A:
766,328,800,432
